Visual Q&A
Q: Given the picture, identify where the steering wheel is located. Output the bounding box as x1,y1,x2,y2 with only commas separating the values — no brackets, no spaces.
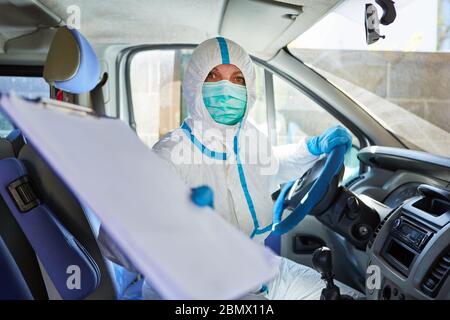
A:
272,145,346,235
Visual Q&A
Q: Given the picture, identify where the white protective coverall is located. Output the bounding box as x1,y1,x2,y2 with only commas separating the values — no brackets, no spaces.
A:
149,37,362,300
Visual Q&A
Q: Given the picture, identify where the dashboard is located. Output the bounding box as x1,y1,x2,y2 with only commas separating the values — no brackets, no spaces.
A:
350,147,450,300
382,182,421,208
366,188,450,300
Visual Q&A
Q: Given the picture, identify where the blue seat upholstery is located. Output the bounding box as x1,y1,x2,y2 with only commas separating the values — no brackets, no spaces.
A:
0,236,32,300
0,25,116,299
0,158,100,299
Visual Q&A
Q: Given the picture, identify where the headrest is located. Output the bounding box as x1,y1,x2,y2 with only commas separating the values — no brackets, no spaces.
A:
43,27,100,94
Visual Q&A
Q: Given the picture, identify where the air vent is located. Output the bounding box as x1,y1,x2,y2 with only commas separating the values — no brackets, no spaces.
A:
368,210,394,248
421,248,450,297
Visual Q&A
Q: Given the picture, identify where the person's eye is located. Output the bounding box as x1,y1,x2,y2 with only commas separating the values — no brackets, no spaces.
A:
235,76,245,85
206,71,217,81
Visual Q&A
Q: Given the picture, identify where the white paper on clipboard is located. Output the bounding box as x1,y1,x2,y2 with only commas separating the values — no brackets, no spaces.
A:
0,93,279,299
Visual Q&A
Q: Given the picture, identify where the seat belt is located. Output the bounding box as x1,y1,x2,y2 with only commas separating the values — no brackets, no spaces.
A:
90,72,108,116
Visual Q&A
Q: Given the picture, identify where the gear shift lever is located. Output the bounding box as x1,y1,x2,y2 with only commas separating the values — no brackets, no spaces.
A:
313,247,352,300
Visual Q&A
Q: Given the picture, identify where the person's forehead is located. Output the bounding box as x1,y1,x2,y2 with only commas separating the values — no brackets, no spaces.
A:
212,64,242,74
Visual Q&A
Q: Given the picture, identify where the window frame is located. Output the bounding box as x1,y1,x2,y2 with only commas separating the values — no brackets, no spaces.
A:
252,56,369,149
253,58,368,179
123,44,197,132
0,65,44,77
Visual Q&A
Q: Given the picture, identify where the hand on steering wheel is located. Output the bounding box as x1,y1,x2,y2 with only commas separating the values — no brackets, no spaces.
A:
306,126,352,156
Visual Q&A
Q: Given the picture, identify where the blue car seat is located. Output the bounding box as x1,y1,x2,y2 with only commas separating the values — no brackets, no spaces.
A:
0,158,101,299
42,26,140,299
0,236,33,300
0,26,118,299
0,130,49,299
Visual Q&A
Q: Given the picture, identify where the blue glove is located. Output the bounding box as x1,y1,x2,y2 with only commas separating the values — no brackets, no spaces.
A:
191,185,214,209
306,125,352,156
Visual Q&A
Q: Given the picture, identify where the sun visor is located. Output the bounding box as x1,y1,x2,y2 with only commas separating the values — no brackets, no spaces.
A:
43,27,100,94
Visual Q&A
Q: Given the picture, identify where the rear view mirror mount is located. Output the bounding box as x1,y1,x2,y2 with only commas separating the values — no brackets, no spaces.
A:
365,3,385,45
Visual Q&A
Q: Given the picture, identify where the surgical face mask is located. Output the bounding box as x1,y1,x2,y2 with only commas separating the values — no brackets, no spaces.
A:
202,80,247,125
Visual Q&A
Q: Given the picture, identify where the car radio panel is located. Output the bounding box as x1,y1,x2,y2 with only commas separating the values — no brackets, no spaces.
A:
367,184,450,299
391,216,432,251
381,214,434,276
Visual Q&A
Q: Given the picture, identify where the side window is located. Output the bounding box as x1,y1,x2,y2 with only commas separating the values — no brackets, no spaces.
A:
272,74,360,182
129,49,193,148
0,75,49,137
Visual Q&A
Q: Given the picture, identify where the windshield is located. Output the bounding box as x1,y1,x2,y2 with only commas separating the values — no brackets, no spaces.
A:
288,0,450,158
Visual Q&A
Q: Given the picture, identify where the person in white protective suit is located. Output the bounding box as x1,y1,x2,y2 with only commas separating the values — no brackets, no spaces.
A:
99,37,362,300
150,37,361,300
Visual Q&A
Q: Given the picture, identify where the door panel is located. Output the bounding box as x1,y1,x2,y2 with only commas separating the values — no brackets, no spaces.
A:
282,215,367,292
